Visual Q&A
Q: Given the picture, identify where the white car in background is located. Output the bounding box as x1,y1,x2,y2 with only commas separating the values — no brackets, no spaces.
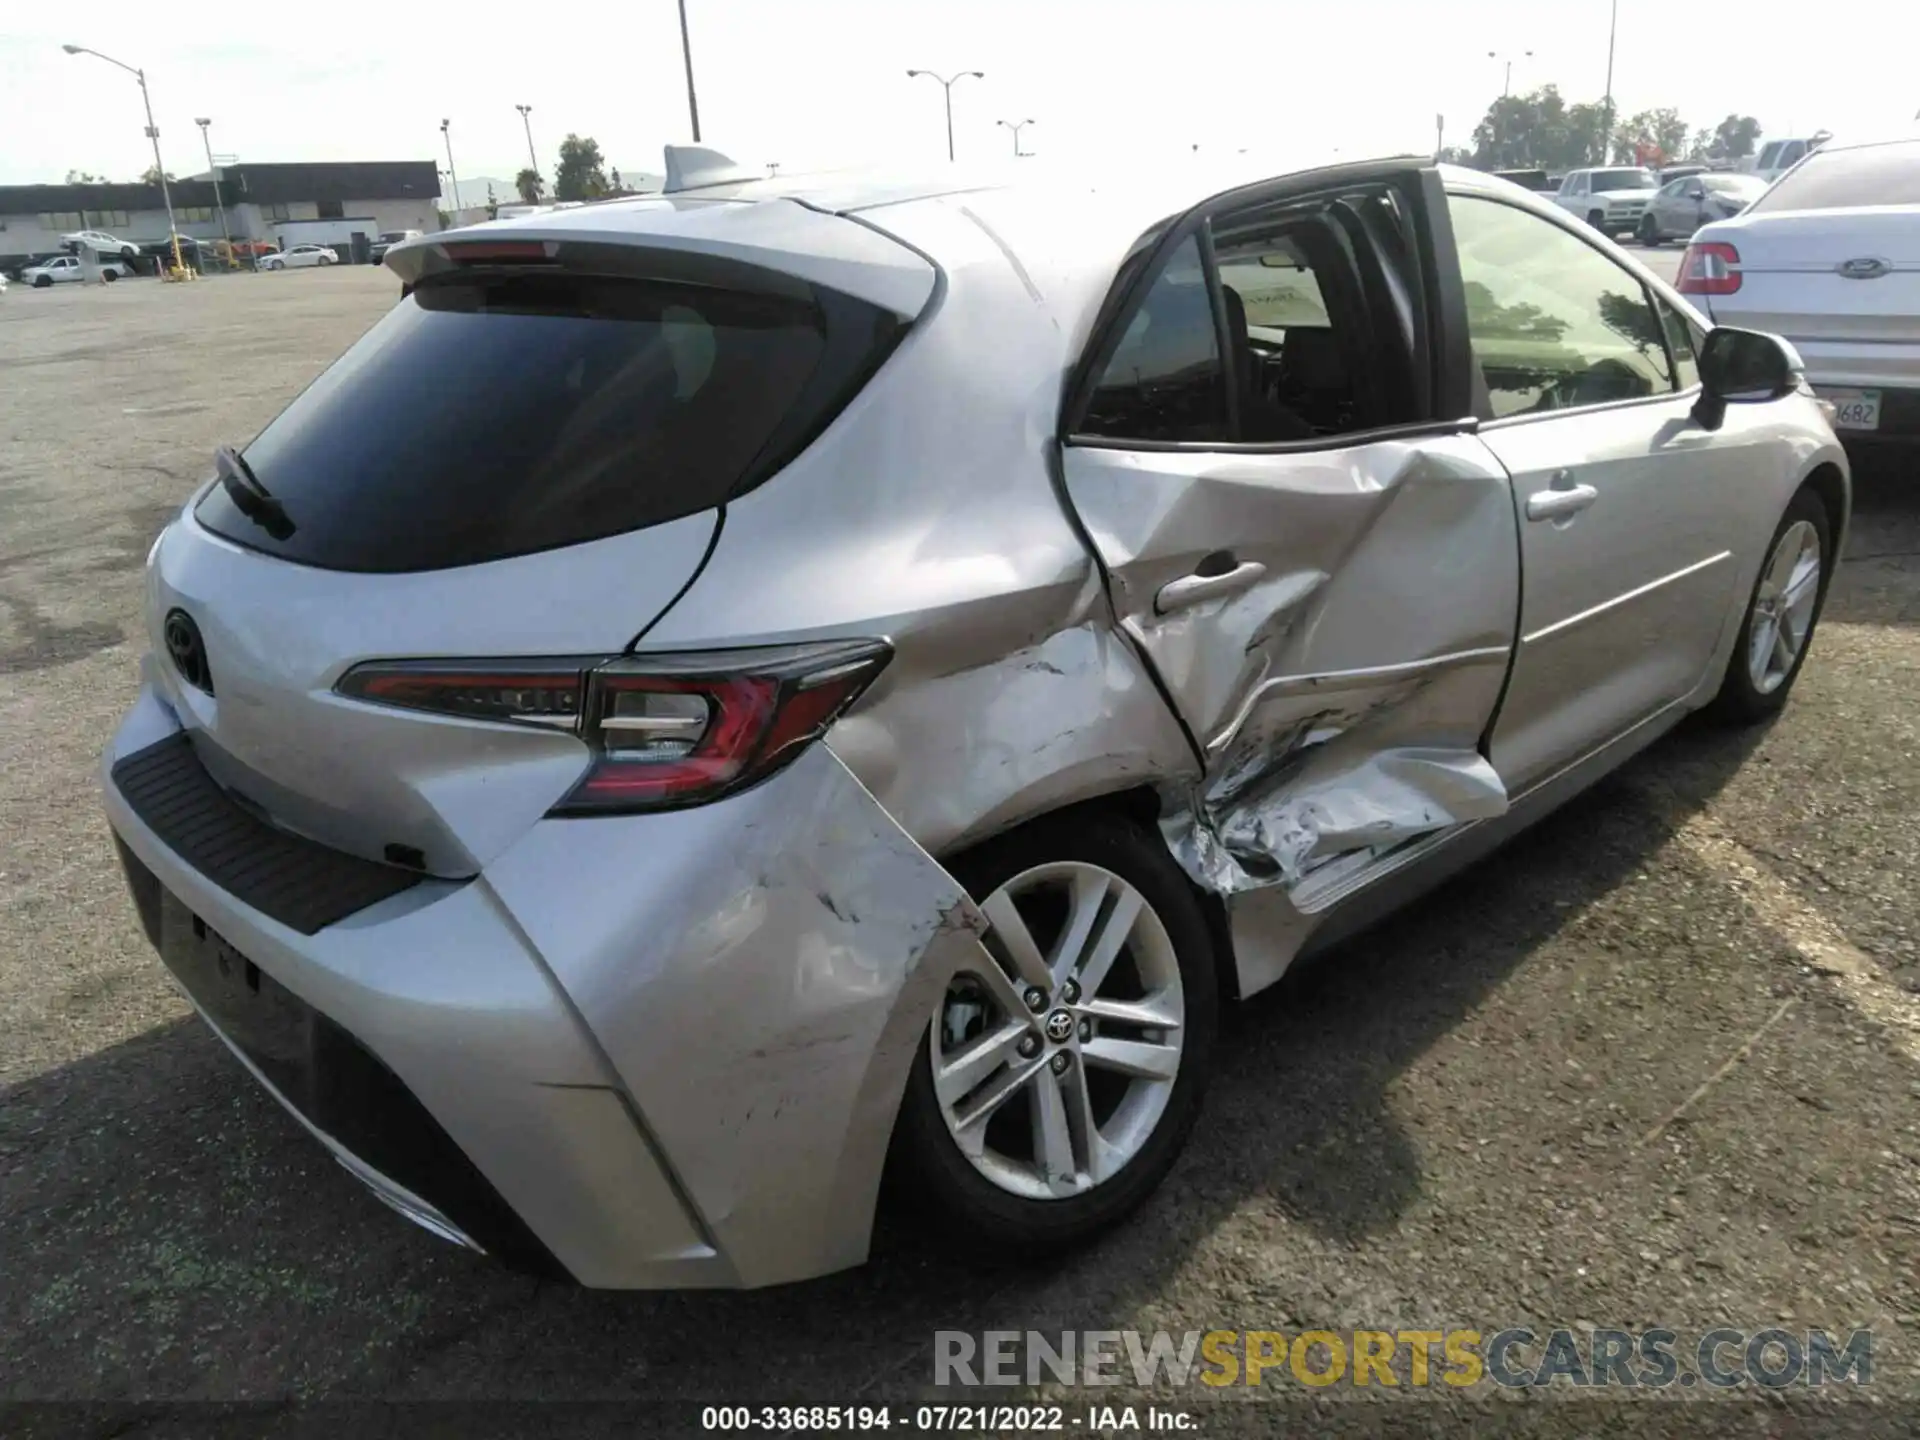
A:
263,244,338,271
60,229,141,261
1551,167,1660,238
1682,136,1919,444
21,253,131,286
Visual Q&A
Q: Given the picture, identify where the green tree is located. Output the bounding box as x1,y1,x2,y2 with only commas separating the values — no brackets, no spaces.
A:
515,168,545,203
553,134,608,202
486,182,499,220
64,169,103,183
138,164,174,184
1710,115,1763,161
1471,86,1615,172
1612,107,1689,165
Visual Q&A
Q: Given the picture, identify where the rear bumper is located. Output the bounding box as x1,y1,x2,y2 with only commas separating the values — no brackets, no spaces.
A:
102,680,983,1288
1811,382,1920,443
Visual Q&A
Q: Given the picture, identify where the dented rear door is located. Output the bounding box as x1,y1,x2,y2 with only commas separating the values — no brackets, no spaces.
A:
1059,170,1521,900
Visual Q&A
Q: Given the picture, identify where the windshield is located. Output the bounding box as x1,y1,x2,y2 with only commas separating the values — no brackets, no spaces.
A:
1591,169,1657,192
1704,174,1765,196
1749,141,1920,214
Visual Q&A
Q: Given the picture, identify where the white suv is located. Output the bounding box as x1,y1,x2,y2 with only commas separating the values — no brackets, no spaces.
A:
1552,167,1660,238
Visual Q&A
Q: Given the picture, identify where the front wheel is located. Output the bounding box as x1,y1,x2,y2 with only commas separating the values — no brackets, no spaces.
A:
1705,488,1832,725
1587,209,1609,233
102,268,118,283
266,260,282,271
33,275,51,288
892,809,1219,1258
319,254,334,266
1638,214,1660,246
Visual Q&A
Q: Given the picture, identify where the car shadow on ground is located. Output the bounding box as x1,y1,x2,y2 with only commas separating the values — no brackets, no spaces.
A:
0,716,1772,1406
1826,452,1920,630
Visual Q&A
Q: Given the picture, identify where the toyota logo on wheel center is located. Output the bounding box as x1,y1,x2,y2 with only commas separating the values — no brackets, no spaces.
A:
1044,1009,1075,1044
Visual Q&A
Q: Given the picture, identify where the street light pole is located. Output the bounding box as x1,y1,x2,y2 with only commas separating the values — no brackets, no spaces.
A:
1488,48,1533,98
1601,0,1619,163
907,69,985,162
194,118,232,262
440,118,460,221
677,0,702,142
996,118,1035,157
62,44,181,275
514,104,538,180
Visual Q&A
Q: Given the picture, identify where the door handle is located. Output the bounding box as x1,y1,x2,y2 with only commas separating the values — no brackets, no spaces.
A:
1156,560,1267,614
1526,480,1599,523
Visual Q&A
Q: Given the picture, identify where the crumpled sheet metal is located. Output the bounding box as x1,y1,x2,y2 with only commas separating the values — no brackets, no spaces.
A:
1163,739,1510,897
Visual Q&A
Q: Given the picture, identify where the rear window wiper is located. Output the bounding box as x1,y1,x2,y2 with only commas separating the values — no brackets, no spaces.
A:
214,445,295,541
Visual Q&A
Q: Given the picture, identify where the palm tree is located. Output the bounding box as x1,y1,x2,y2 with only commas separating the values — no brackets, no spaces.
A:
514,168,545,204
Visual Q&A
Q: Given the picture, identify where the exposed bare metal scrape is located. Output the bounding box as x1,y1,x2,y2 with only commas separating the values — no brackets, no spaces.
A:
1061,434,1521,909
1165,745,1508,895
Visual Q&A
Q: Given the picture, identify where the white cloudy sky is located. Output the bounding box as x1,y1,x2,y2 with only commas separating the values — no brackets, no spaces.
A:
2,0,1915,194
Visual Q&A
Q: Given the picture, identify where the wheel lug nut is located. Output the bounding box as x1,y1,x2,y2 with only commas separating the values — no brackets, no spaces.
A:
1049,1051,1071,1076
1078,1018,1093,1042
1017,1034,1041,1059
1062,978,1081,1003
1023,987,1048,1013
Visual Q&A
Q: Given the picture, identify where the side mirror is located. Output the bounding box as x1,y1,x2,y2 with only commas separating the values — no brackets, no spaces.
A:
1686,185,1706,200
1694,327,1802,430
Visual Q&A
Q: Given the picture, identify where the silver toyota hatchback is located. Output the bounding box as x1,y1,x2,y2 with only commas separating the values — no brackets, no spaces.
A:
104,148,1848,1288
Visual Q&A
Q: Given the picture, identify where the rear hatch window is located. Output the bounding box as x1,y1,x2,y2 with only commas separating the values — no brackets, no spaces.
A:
197,266,903,572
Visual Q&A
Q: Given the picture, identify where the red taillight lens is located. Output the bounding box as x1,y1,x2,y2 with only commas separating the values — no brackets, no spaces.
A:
1677,241,1741,296
337,640,891,814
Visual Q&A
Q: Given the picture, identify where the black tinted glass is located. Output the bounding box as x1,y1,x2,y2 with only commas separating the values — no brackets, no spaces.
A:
197,271,884,572
1081,235,1228,443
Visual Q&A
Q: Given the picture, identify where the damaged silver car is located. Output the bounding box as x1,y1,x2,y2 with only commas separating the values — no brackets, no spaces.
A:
103,145,1848,1287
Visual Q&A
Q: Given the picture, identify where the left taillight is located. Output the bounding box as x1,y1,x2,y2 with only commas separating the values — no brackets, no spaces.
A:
336,640,891,815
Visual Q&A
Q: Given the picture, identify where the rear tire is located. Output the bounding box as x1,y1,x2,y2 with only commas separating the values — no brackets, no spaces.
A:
1704,487,1832,725
892,808,1219,1259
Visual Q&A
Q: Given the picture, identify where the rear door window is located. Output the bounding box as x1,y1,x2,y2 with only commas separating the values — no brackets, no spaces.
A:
1078,235,1229,443
196,269,901,572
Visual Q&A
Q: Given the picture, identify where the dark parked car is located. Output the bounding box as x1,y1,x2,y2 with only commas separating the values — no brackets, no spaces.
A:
1493,168,1554,193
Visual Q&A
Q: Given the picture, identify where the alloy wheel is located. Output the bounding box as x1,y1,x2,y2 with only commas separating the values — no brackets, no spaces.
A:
930,861,1184,1201
1747,518,1822,694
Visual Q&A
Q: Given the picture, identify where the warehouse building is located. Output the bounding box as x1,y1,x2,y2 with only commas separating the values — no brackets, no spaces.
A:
0,160,441,271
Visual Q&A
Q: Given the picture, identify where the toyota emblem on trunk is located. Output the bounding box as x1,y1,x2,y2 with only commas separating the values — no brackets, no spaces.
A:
1837,257,1890,280
163,608,214,695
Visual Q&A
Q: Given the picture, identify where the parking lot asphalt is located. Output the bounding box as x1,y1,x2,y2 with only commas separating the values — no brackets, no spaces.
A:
2,266,1917,1436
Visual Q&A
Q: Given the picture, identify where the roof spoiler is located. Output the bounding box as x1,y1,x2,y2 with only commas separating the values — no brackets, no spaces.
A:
663,145,762,194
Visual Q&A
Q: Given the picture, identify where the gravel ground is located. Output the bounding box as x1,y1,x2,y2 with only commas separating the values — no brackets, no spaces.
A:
1,266,1916,1438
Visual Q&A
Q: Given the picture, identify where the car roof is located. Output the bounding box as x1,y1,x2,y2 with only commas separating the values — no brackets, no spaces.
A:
438,143,1422,266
